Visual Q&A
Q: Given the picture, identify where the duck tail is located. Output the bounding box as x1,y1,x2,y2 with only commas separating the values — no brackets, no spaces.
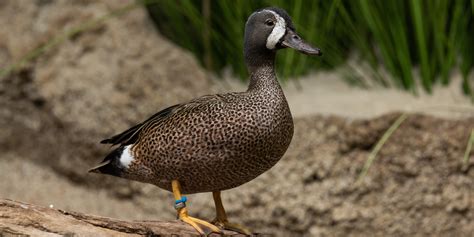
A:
88,146,126,177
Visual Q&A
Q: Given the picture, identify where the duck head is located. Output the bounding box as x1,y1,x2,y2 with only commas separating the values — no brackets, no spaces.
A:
244,7,322,66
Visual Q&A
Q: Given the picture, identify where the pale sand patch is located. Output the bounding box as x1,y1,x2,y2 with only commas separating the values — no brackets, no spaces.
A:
212,71,473,119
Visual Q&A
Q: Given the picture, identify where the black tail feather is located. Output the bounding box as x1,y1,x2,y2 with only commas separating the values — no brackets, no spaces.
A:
88,147,125,177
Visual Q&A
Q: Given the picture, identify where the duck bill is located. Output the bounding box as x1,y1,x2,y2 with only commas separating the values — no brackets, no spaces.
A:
281,29,322,56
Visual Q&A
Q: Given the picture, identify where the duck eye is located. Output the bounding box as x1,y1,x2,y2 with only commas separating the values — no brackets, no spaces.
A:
265,19,274,27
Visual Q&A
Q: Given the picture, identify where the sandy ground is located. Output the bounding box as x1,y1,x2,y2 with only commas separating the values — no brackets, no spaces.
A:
1,71,472,222
2,110,473,236
214,71,474,119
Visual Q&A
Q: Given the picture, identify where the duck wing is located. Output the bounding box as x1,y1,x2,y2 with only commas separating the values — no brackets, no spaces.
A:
100,103,182,146
99,93,232,146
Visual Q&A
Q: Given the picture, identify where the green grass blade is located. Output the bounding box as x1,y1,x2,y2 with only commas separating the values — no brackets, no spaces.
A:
463,129,474,165
410,0,431,93
357,113,409,183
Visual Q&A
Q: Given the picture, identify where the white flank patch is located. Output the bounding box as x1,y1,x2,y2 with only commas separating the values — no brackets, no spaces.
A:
262,10,286,50
120,145,134,168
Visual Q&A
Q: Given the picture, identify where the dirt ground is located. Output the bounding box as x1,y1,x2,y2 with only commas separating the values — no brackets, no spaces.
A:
1,0,474,236
2,111,473,236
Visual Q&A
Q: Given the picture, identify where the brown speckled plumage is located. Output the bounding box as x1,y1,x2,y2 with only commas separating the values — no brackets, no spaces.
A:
128,65,292,194
91,7,321,195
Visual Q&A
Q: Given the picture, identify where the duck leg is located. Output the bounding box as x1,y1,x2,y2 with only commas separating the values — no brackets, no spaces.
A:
171,180,221,235
212,191,252,235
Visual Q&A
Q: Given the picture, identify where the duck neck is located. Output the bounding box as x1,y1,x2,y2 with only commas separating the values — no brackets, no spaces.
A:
245,50,280,92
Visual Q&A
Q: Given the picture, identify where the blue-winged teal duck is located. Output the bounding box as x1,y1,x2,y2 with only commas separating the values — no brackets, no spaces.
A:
90,7,321,235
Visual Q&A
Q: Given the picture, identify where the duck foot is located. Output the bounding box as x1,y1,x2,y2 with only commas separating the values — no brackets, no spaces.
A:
212,218,252,235
212,191,252,235
172,180,221,236
179,211,221,235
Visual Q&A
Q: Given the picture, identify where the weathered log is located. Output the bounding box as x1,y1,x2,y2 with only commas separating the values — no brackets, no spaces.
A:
0,199,245,236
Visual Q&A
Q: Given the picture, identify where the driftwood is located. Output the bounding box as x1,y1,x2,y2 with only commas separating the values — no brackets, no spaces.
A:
0,199,245,236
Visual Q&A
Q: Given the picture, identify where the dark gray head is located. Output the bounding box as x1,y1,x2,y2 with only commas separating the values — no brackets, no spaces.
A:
244,7,321,67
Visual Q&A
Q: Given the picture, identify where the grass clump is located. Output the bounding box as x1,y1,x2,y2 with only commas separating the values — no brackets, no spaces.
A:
146,0,474,96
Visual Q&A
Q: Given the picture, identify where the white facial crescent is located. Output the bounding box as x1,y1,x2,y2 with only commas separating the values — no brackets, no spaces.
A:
262,10,286,50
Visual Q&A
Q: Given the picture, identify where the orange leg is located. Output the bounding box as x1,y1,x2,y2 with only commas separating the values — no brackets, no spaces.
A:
212,191,252,235
171,180,221,235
